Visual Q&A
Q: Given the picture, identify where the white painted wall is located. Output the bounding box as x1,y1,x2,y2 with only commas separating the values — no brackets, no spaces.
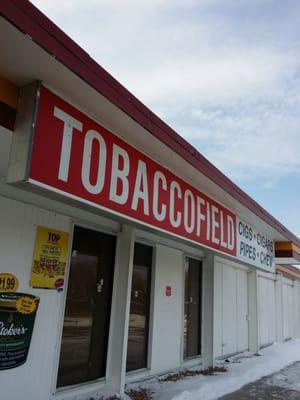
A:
0,194,124,400
257,272,276,347
258,272,300,347
295,281,300,338
237,268,249,352
214,258,249,358
282,277,294,340
0,195,71,400
1,183,300,398
150,244,183,374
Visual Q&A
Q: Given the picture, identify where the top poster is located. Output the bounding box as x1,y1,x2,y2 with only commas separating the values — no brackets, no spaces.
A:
30,226,70,289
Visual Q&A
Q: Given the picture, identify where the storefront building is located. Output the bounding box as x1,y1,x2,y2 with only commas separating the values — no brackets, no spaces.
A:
0,2,300,399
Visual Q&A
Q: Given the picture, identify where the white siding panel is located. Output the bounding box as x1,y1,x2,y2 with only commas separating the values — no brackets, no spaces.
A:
258,275,276,347
213,261,223,358
0,195,71,400
237,268,249,352
214,258,249,358
150,245,183,374
283,279,294,340
222,264,237,356
295,282,300,338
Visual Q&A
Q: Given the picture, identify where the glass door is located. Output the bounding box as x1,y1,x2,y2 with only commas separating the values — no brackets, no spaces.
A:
126,243,152,372
57,226,116,387
184,257,202,358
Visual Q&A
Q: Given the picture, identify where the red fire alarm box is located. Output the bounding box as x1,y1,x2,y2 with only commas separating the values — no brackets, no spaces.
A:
165,285,172,297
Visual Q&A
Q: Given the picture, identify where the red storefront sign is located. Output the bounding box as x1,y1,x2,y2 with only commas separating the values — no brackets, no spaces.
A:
28,86,237,256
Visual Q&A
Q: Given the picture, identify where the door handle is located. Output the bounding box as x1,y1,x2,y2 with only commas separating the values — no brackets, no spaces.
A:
96,279,104,293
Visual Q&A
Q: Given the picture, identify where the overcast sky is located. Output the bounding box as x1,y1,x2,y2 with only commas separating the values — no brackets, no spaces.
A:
31,0,300,236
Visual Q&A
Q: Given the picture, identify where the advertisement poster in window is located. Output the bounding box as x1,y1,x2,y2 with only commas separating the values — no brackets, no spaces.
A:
30,226,70,289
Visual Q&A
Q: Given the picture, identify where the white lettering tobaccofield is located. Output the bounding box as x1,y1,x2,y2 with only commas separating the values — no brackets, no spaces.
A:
27,85,237,257
10,84,275,271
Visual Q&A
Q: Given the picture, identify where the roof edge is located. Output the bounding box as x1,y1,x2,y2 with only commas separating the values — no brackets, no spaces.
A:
1,0,299,246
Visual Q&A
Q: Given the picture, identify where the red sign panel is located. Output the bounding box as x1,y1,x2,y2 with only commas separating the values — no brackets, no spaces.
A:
29,86,237,256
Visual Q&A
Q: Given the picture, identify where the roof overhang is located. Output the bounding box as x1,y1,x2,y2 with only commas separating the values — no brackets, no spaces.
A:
0,0,299,249
276,264,300,280
275,242,300,265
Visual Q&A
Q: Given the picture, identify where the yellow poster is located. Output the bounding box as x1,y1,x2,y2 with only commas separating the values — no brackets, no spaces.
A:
30,226,70,289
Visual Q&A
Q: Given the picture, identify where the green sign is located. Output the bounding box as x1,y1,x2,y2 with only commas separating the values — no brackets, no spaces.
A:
0,292,39,370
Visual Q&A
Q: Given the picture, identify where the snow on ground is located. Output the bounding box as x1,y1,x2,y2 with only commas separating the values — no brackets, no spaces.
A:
126,339,300,400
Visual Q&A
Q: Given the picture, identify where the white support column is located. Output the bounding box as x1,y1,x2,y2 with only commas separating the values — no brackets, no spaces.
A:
248,268,259,354
275,272,284,342
202,252,214,367
292,279,300,338
106,225,134,394
297,280,300,338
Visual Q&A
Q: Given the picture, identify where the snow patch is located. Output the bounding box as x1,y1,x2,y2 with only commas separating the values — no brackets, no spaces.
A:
126,339,300,400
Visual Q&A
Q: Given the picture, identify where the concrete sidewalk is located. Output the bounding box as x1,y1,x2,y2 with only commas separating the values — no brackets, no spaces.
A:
219,361,300,399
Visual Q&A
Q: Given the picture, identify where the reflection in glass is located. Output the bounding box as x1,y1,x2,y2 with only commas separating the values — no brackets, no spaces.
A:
57,226,116,387
184,258,202,358
126,243,152,372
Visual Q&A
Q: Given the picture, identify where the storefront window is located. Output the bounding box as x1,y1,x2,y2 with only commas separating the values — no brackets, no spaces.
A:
57,226,116,387
184,257,202,358
126,242,152,372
